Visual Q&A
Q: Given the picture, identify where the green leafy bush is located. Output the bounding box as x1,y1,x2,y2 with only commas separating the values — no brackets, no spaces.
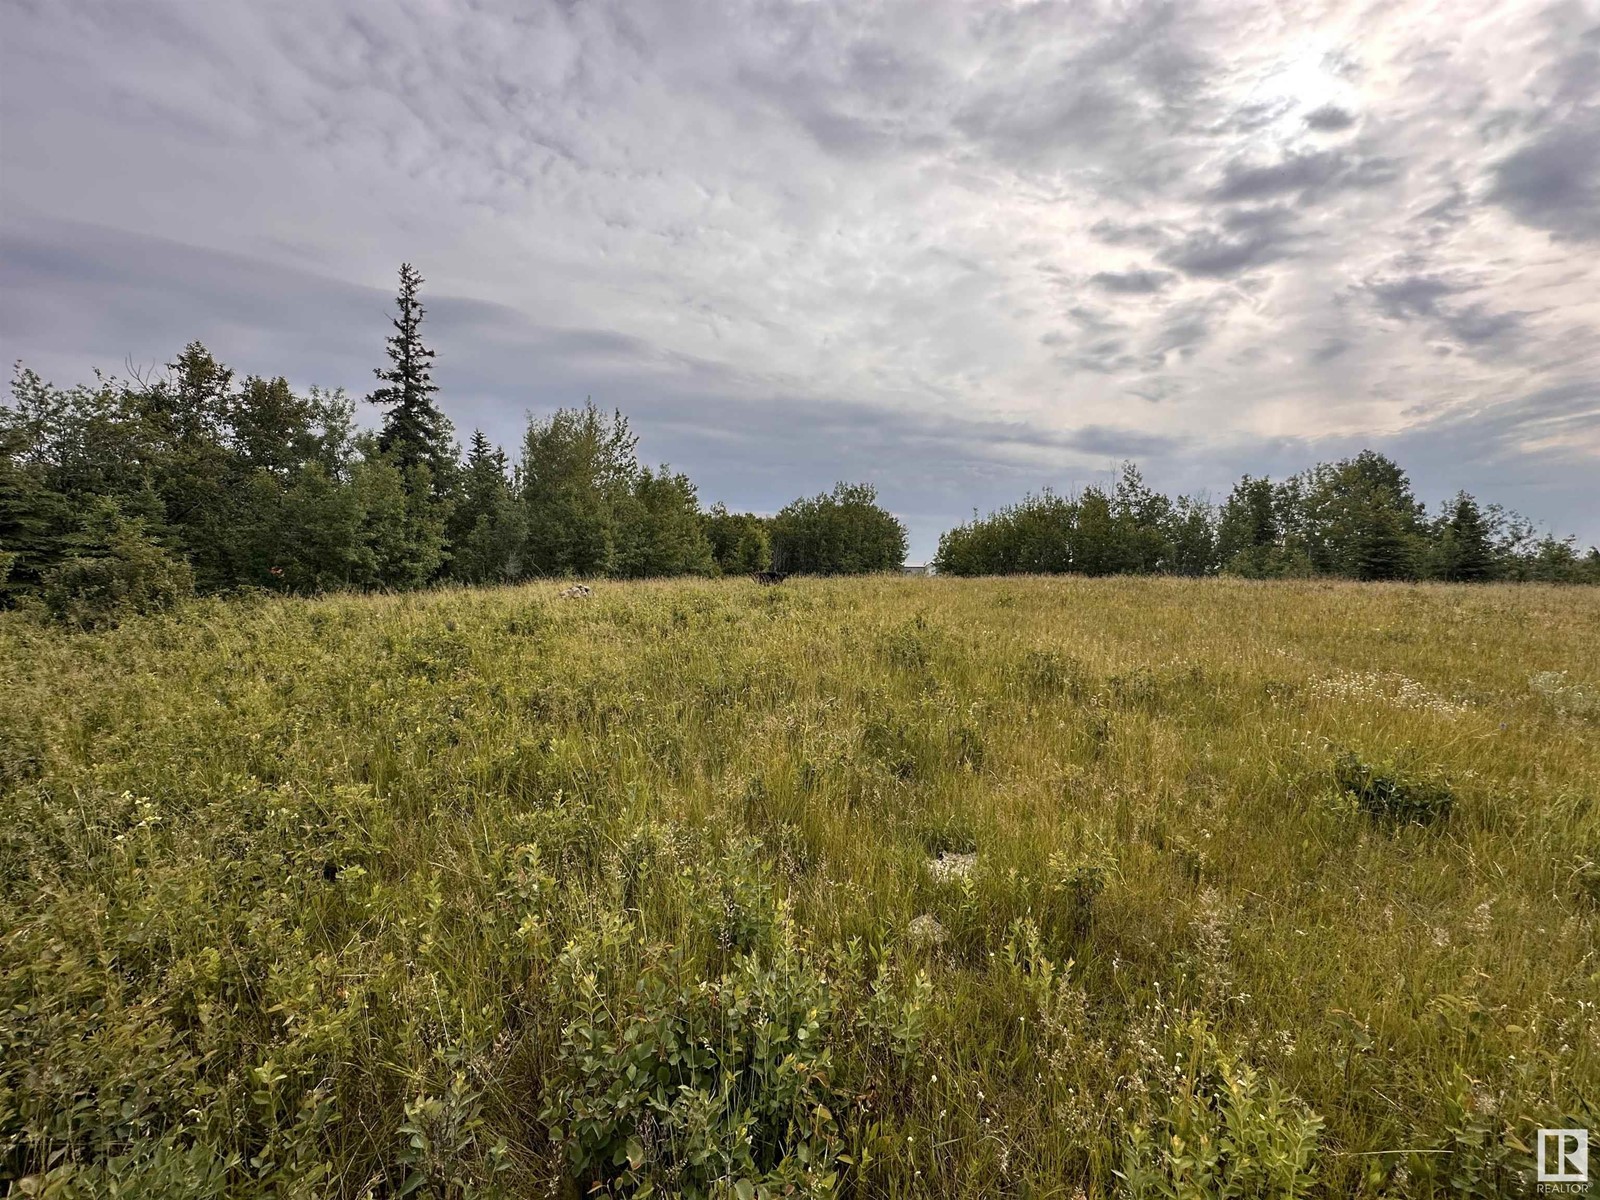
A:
1048,849,1113,936
39,500,194,629
543,912,850,1199
1119,1023,1323,1199
1333,751,1454,826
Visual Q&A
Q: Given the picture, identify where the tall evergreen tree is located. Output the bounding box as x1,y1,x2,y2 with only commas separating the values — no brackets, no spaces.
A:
1432,491,1495,582
1288,451,1423,579
448,429,523,583
368,264,456,488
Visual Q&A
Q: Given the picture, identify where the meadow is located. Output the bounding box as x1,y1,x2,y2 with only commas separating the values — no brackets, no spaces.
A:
2,576,1596,1198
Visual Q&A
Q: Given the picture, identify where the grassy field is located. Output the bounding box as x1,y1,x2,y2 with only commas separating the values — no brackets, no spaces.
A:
2,576,1597,1198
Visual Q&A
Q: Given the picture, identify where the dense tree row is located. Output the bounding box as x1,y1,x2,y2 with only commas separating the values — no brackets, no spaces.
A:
6,263,1592,624
1,266,908,622
935,456,1599,582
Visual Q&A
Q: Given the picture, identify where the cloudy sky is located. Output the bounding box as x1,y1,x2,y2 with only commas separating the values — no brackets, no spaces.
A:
2,0,1597,559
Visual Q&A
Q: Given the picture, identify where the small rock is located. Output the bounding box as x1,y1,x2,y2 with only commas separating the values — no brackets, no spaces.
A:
908,914,948,948
927,851,976,882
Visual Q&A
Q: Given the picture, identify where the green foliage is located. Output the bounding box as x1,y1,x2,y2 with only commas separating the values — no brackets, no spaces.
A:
1429,492,1496,582
936,465,1213,578
1047,849,1113,936
770,483,906,575
703,504,773,575
6,341,911,601
938,449,1594,583
1119,1022,1323,1199
934,491,1077,575
10,312,1593,600
1333,751,1454,826
613,467,716,578
518,400,638,576
39,499,194,628
545,911,850,1198
448,430,524,584
1218,476,1312,578
350,453,450,589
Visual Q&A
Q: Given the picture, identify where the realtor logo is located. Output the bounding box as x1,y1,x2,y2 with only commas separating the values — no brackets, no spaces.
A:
1538,1128,1588,1185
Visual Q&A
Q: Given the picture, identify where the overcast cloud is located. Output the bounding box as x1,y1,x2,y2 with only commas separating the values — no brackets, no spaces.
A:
2,0,1597,559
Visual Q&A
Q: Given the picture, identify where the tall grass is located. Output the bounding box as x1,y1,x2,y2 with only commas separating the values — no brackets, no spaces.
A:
2,576,1596,1197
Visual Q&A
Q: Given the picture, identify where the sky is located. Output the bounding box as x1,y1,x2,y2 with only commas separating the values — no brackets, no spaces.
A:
2,0,1597,562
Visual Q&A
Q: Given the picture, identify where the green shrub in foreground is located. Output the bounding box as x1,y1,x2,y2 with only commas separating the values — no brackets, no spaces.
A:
545,913,851,1198
1118,1020,1323,1199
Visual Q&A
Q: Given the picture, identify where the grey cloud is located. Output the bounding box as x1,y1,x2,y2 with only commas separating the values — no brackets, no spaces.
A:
1064,305,1125,334
1059,338,1138,375
1415,184,1470,236
1088,218,1172,248
1062,425,1180,455
948,1,1212,187
1088,268,1176,294
1488,109,1600,242
1305,104,1357,131
1361,273,1524,350
1145,294,1235,362
1440,302,1524,346
1210,148,1400,202
1367,273,1463,318
1126,377,1185,404
1159,206,1298,277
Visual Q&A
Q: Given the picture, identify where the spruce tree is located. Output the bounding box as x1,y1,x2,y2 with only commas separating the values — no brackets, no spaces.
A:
369,264,456,488
448,429,524,583
1442,492,1495,581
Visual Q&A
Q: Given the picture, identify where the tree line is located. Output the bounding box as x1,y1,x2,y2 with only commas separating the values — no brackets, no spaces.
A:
0,266,908,622
2,263,1594,624
934,457,1599,583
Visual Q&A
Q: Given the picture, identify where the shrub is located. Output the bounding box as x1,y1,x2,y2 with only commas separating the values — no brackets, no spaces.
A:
1119,1023,1323,1199
1333,751,1454,826
39,500,194,629
1048,849,1113,935
543,913,850,1198
1017,649,1088,699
